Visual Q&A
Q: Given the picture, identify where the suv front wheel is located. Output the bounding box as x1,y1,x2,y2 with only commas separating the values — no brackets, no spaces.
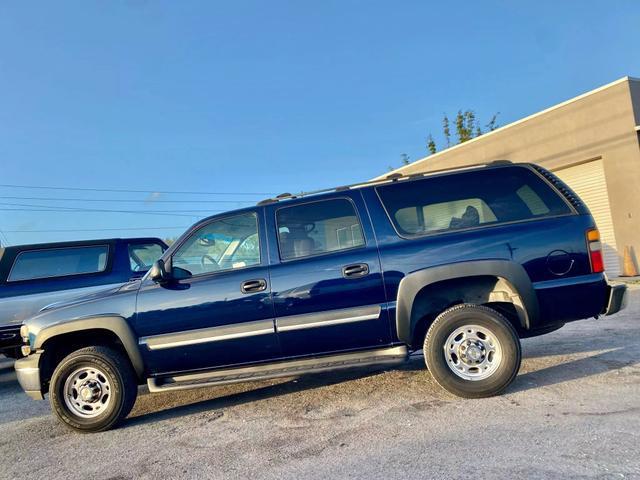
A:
424,304,521,398
49,346,138,432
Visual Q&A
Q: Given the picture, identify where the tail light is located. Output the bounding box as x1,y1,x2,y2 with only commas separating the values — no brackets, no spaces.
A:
586,229,604,273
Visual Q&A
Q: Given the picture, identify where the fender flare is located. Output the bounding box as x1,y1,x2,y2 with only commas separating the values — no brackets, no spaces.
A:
34,315,145,378
395,259,539,345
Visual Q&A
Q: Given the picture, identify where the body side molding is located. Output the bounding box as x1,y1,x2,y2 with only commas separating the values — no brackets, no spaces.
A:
139,319,275,351
276,304,381,332
139,305,382,352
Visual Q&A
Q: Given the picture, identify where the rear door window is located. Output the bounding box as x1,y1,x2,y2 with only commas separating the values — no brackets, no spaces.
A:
8,245,109,282
276,198,365,261
377,166,572,237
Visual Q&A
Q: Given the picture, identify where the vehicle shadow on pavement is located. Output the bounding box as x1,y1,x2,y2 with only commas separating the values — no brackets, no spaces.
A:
510,347,638,393
125,361,425,429
522,328,637,359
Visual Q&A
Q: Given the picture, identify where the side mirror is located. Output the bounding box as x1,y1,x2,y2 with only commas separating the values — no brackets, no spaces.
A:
149,259,170,283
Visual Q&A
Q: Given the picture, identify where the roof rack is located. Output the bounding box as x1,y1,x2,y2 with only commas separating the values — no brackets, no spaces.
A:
256,160,512,206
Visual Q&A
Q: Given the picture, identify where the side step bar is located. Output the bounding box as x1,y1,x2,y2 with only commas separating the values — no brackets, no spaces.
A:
148,345,408,393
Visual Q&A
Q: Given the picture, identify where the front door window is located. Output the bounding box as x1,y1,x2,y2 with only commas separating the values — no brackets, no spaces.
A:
172,212,260,276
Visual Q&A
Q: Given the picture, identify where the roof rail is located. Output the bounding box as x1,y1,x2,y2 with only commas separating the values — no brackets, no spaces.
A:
256,160,513,206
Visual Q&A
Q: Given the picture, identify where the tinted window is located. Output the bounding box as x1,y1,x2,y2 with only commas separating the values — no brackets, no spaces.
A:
8,246,109,282
129,243,165,272
173,212,260,276
377,167,572,236
276,198,365,261
231,233,260,266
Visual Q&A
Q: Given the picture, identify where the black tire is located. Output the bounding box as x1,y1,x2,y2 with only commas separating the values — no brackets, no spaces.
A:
424,304,521,398
49,346,138,433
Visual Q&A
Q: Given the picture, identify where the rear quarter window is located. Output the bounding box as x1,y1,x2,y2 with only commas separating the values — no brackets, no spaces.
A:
376,166,572,237
8,245,109,282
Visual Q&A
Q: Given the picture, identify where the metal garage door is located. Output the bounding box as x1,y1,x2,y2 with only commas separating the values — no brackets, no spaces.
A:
553,159,620,277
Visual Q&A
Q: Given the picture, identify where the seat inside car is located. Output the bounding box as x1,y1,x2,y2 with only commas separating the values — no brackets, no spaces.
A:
279,228,316,259
449,205,480,229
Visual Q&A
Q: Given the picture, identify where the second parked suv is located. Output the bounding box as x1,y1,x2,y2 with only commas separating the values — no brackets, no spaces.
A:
15,162,626,432
0,238,167,358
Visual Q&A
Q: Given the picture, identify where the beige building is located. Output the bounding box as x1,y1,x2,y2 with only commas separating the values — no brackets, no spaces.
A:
379,76,640,277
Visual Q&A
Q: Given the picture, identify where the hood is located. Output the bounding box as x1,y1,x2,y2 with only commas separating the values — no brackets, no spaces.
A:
38,281,136,313
24,280,141,340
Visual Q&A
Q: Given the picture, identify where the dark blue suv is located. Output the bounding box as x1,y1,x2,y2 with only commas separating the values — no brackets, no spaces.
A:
15,162,627,432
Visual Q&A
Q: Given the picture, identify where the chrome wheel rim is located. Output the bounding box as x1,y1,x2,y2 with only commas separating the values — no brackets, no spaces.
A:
63,366,112,418
444,324,502,381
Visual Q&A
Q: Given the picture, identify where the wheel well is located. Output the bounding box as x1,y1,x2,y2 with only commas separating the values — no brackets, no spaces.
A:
39,329,132,392
409,275,526,349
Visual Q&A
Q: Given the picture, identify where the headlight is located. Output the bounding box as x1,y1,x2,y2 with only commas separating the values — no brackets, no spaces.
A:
20,324,29,343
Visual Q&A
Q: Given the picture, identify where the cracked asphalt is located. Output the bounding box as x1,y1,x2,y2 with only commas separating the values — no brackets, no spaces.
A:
1,286,639,479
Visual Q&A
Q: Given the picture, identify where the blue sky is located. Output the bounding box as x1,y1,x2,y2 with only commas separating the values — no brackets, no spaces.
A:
1,1,639,245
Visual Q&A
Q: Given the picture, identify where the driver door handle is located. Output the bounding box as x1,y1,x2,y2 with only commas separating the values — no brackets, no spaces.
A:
241,278,267,294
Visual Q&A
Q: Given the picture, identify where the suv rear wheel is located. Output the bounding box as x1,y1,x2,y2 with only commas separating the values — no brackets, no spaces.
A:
49,346,138,432
424,304,521,398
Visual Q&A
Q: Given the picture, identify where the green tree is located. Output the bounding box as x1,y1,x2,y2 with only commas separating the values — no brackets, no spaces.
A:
442,114,451,147
388,153,411,171
486,113,500,132
392,111,500,169
427,134,437,155
426,111,499,156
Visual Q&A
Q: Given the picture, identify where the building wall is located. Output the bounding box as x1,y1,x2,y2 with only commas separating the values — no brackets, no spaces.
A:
630,79,640,126
379,77,640,273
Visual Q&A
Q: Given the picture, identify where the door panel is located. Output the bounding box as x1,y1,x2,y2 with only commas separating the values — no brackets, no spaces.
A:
265,194,391,357
134,210,280,375
135,267,278,374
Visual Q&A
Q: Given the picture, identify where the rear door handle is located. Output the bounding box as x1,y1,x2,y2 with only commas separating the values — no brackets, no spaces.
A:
241,278,267,294
342,263,369,279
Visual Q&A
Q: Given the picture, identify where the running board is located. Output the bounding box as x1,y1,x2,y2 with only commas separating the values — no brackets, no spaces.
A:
147,345,408,393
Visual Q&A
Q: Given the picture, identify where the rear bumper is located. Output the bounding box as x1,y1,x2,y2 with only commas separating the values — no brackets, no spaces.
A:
14,352,44,400
604,283,627,316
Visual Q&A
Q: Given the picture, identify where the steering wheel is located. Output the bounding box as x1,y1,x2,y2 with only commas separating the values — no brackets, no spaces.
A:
201,254,220,271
